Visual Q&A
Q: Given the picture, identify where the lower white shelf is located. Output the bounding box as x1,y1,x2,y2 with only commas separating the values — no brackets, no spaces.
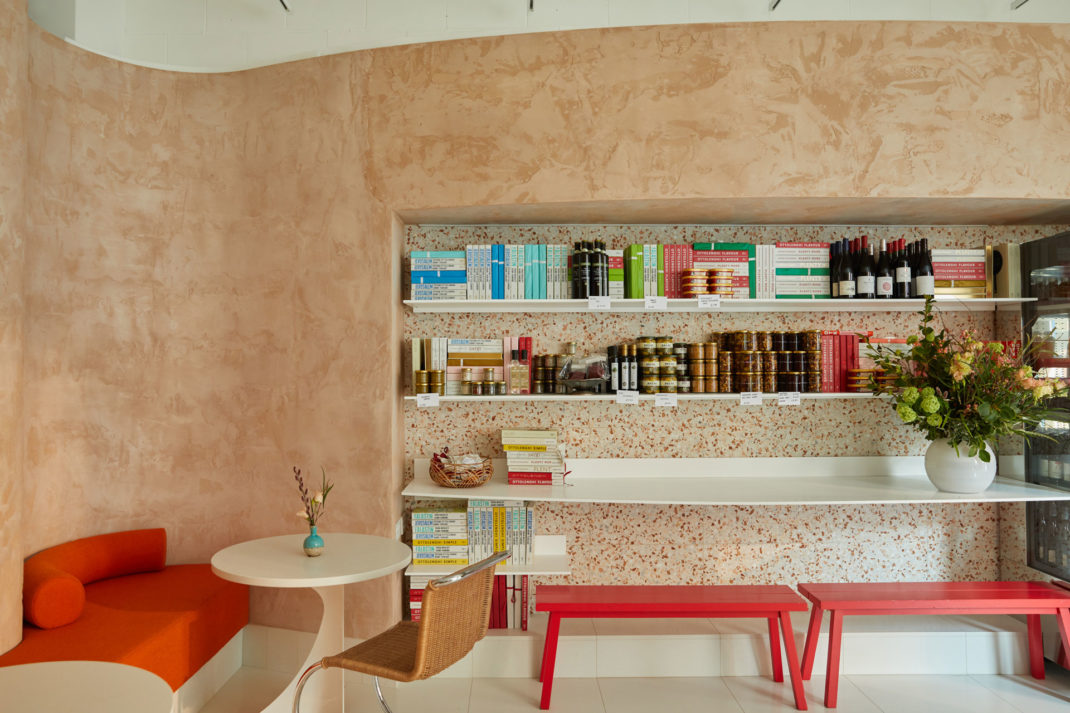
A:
405,456,1070,506
404,393,873,403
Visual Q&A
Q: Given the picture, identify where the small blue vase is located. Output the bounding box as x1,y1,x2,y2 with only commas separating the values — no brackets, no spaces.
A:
303,526,324,557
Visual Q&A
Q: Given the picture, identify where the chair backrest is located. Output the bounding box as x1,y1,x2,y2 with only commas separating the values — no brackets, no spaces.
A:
410,551,509,679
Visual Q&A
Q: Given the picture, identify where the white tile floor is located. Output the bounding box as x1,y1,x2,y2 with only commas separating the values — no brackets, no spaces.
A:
217,662,1070,713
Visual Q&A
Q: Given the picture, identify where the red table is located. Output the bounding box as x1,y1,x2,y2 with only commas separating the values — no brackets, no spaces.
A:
798,581,1070,709
536,584,809,710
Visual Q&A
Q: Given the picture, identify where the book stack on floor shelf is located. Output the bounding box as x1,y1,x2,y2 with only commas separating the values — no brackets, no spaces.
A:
503,429,566,485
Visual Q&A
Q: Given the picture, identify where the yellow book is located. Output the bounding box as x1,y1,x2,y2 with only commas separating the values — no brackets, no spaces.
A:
412,559,468,565
502,444,548,451
412,538,468,546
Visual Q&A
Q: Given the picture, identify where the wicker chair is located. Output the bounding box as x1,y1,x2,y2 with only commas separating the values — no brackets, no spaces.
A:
292,551,510,713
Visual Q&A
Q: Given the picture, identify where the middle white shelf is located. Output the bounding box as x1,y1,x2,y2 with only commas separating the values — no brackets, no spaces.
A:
404,393,874,403
405,457,1070,507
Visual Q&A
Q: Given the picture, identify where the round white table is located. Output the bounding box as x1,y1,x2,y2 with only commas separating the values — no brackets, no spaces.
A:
0,660,173,713
212,533,411,713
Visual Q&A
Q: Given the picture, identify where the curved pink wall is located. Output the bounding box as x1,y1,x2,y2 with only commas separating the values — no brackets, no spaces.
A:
0,0,27,655
12,20,1070,638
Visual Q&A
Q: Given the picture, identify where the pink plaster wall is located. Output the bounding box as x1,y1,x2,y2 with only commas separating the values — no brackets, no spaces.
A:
0,0,27,655
11,21,1070,639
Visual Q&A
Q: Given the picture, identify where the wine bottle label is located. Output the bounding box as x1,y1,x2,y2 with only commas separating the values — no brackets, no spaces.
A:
611,363,619,391
915,275,935,295
895,267,911,284
876,276,893,296
832,281,839,298
856,276,875,294
839,280,856,297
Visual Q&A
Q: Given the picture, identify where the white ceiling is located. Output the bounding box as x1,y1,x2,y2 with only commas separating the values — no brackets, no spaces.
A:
28,0,1070,73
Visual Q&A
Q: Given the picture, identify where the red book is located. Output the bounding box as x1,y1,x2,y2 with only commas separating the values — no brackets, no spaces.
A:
409,591,423,601
497,575,507,628
521,575,529,631
821,330,838,393
849,333,860,372
832,333,842,392
489,578,499,628
508,471,555,478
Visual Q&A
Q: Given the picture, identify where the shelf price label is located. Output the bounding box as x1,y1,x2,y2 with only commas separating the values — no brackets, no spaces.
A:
697,294,721,309
644,296,668,311
654,393,678,408
615,390,639,405
416,393,440,408
588,295,611,310
739,391,762,406
777,391,801,406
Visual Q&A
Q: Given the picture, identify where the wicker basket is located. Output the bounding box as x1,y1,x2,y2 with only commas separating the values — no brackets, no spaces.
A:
429,457,493,488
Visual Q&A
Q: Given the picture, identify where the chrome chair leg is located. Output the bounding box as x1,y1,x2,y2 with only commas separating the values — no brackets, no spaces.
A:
373,676,395,713
292,662,326,713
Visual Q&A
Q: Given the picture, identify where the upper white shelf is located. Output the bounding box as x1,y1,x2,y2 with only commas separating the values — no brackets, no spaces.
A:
405,457,1069,507
404,297,1034,314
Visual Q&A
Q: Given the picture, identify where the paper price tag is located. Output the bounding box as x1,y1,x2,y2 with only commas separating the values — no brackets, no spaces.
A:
615,390,639,405
644,296,668,310
778,391,801,406
416,393,440,408
654,393,678,408
697,294,721,309
588,295,611,310
739,391,762,406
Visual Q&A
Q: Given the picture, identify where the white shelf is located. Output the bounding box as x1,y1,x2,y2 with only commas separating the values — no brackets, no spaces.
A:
405,457,1070,507
404,297,1034,314
404,393,873,403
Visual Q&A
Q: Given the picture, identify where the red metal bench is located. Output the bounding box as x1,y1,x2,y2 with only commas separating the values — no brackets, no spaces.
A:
536,584,809,710
798,581,1070,709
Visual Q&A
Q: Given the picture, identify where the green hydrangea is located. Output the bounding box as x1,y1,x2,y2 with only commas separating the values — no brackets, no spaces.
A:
919,395,941,414
926,414,943,427
920,387,935,399
901,387,920,405
897,402,918,423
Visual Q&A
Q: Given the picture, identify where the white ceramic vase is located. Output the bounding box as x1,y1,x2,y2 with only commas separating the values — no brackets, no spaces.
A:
923,438,997,494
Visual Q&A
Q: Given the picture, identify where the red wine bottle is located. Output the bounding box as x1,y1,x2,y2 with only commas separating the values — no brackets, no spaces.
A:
875,239,893,299
838,238,856,299
855,236,875,299
894,238,912,298
829,241,840,299
915,238,935,297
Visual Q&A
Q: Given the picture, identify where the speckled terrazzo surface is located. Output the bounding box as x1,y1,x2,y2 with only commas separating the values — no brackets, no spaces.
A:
404,225,1066,595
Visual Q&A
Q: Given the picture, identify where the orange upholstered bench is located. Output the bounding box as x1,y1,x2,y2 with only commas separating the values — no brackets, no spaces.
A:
0,528,249,691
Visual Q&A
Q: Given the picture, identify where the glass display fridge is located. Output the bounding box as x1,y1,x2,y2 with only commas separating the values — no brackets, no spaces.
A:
1023,231,1070,579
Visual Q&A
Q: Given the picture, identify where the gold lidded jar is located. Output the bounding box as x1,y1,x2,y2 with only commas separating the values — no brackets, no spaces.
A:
640,376,661,394
718,350,733,372
757,331,773,351
735,350,762,372
637,335,658,356
734,372,761,393
678,377,691,393
718,372,732,393
659,375,678,393
640,356,660,376
656,336,675,356
762,371,777,393
659,354,677,374
802,330,822,351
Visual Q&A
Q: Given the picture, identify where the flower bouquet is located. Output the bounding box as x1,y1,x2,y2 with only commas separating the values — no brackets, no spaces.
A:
865,297,1068,492
294,466,334,556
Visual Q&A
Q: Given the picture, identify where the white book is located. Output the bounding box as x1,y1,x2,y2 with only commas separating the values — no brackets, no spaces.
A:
485,244,493,300
550,245,558,299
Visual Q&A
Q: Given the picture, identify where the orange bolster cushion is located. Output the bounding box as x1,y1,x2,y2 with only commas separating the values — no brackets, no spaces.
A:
23,528,167,629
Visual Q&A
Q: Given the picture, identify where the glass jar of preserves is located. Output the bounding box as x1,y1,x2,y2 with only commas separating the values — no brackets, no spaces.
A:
718,372,733,393
757,331,773,351
777,372,805,392
656,337,675,356
702,342,718,361
705,376,719,393
637,336,658,356
735,350,762,372
761,351,777,374
734,372,761,392
659,375,678,393
802,331,821,351
677,377,691,393
640,356,660,375
762,371,777,393
687,343,704,360
718,350,734,372
691,377,705,394
640,376,660,394
689,360,706,377
659,354,677,374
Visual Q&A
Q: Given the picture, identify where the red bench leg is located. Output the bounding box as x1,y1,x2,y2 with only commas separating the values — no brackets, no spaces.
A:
539,613,561,709
800,605,823,680
779,609,808,711
824,610,843,709
768,616,784,683
1027,614,1046,680
1056,609,1070,677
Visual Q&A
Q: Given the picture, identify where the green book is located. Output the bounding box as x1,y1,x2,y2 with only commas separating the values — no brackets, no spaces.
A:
657,245,665,297
624,244,644,299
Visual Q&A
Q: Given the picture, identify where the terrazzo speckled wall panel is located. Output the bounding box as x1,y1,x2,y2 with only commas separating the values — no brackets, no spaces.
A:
0,0,27,654
405,225,1065,588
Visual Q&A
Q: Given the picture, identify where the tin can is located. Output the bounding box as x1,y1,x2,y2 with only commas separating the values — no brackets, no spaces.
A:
718,350,733,372
761,351,777,373
659,375,678,393
777,372,805,392
734,372,761,392
762,371,777,393
735,350,762,372
718,371,733,393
